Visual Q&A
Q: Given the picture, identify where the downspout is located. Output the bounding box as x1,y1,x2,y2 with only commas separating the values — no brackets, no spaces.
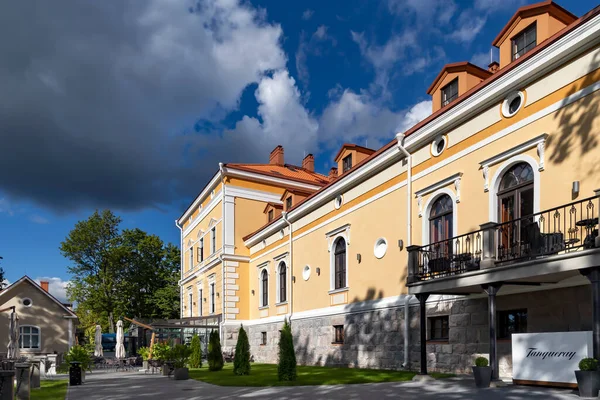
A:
219,163,225,346
396,132,413,369
175,219,183,319
282,212,293,321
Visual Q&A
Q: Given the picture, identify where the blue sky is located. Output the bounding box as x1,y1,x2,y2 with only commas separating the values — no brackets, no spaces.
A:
0,0,596,301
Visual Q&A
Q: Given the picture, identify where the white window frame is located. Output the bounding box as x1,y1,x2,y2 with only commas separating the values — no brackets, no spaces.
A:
211,227,216,254
197,282,203,317
421,188,459,246
188,291,193,318
276,261,288,304
189,246,194,269
19,325,41,350
209,276,216,315
329,235,349,292
258,263,270,308
488,154,540,222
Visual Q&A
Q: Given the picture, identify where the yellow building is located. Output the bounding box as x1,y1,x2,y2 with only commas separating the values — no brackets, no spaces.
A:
179,1,600,379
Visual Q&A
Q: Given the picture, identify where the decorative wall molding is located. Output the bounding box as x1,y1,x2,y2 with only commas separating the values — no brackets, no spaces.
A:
326,224,351,251
415,172,463,217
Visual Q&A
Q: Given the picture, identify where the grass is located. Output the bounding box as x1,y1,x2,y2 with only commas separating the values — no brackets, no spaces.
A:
30,379,68,400
189,363,454,387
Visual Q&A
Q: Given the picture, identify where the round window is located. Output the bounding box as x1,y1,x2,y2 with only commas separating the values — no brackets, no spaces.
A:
502,91,525,118
334,195,343,209
431,136,447,157
23,298,33,307
302,265,311,281
373,238,388,259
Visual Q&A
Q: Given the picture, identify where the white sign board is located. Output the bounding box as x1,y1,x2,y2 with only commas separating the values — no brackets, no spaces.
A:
512,331,592,385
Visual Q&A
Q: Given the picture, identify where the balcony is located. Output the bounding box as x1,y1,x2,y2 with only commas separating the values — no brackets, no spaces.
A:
407,194,600,289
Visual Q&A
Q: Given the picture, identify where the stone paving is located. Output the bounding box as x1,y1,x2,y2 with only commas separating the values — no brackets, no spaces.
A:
65,369,586,400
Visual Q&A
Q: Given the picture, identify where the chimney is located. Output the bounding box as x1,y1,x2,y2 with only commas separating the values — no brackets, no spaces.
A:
328,167,338,181
488,61,499,74
302,154,315,172
269,145,284,165
40,280,49,292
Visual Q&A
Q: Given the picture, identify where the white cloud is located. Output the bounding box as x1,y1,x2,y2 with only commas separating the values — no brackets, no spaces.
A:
228,70,319,163
471,51,492,69
0,198,14,216
448,11,486,43
35,277,70,303
29,214,50,224
296,25,337,86
474,0,525,12
302,9,314,20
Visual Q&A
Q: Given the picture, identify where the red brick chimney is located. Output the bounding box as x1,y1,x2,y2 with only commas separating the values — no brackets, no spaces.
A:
488,61,499,73
269,145,284,165
328,167,338,181
40,280,49,292
302,154,314,172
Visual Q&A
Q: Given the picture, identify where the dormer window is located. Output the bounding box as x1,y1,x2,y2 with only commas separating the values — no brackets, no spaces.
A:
342,155,352,173
512,23,536,61
441,78,458,107
268,209,274,221
286,196,292,210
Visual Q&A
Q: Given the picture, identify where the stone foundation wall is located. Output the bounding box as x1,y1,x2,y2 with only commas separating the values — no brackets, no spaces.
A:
221,285,591,376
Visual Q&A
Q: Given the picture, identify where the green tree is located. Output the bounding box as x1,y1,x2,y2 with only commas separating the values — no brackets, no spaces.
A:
189,334,202,368
233,325,251,375
278,319,297,381
208,330,223,371
60,210,123,333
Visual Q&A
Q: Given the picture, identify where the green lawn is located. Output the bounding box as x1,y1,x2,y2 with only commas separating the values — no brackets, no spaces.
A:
189,363,453,386
30,379,68,400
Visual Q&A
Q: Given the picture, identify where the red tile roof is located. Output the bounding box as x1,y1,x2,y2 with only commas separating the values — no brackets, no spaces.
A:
426,62,492,95
225,163,330,186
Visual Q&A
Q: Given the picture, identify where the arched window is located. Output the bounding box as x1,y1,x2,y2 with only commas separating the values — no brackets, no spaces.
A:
19,326,40,349
278,262,287,303
334,238,347,290
498,162,534,223
261,269,269,307
429,194,453,244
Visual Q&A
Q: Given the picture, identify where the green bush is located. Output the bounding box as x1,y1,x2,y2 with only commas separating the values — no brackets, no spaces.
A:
474,357,488,367
65,345,92,371
189,335,202,368
208,330,224,371
152,342,171,362
170,344,192,369
579,358,599,371
138,346,150,361
277,319,297,381
233,325,251,375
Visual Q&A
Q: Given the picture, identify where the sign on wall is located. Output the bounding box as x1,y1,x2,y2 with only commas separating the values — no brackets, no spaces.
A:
512,331,592,387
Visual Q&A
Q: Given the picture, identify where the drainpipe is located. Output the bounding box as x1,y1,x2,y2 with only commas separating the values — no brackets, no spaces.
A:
219,163,226,346
175,219,183,319
396,132,413,369
282,212,293,321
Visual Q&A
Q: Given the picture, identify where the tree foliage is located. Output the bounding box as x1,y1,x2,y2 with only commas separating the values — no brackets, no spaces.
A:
60,210,180,332
233,325,251,375
278,319,297,381
189,334,202,369
208,330,223,371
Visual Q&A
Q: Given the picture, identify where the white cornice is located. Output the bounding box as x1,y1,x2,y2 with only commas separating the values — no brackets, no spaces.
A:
415,172,463,198
404,14,600,151
479,133,548,169
179,172,221,224
182,192,222,237
224,185,283,204
223,167,322,191
178,253,222,286
245,145,402,246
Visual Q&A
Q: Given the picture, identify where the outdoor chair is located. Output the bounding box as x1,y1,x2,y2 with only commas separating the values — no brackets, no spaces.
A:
145,359,161,374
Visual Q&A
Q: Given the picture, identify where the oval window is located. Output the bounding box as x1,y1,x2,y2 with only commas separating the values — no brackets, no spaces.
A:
431,136,447,157
302,265,311,281
374,238,388,259
502,91,525,118
334,195,343,209
23,298,33,307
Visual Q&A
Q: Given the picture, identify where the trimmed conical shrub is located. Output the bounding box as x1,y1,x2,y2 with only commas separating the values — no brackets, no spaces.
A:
233,325,251,375
189,334,202,368
277,318,297,381
208,330,224,371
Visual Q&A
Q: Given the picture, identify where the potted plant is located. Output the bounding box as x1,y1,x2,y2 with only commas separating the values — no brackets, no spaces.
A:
152,342,172,376
472,356,492,388
138,347,150,370
65,345,92,383
575,357,600,398
171,344,192,380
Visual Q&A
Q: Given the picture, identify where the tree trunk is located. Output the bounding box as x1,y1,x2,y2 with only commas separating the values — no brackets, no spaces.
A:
108,312,115,333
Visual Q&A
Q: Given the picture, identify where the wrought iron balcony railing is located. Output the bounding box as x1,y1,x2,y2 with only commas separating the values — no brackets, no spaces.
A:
408,194,600,283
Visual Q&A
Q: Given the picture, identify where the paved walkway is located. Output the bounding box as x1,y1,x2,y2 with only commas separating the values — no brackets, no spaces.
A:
65,370,585,399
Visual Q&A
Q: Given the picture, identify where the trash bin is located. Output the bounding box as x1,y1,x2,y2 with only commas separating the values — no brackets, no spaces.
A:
69,361,82,386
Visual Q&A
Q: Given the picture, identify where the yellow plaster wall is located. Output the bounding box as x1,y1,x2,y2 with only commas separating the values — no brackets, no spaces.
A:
184,267,223,317
182,182,222,230
235,260,250,320
183,201,223,275
234,197,271,256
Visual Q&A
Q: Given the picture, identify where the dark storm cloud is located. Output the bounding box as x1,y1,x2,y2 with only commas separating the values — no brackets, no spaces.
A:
0,0,286,211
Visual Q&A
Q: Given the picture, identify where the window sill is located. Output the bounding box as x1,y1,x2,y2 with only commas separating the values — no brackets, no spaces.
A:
275,301,288,306
331,342,344,346
258,306,269,310
328,287,349,295
427,340,449,344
